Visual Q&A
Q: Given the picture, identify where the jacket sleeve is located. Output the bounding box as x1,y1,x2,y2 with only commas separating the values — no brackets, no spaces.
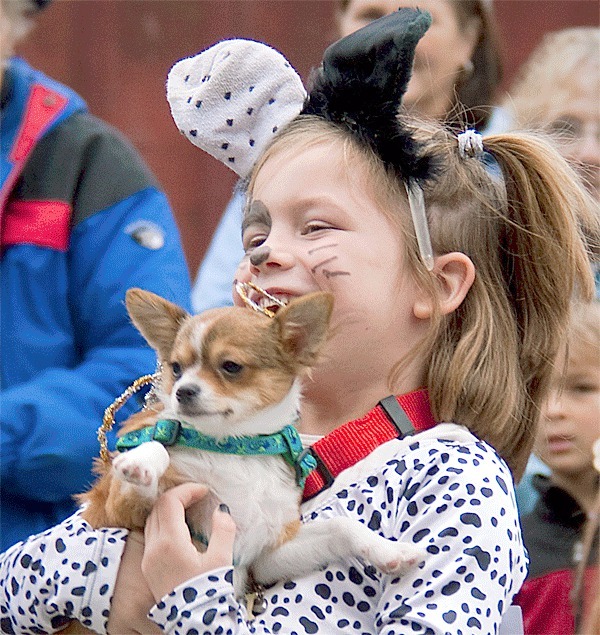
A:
0,185,191,502
0,511,127,634
191,189,245,312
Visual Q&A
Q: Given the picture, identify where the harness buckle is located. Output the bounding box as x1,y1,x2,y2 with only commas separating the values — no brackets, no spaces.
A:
299,447,334,490
378,395,416,438
152,419,182,446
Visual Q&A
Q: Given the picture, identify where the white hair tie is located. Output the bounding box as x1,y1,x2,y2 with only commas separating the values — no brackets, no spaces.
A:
458,129,484,160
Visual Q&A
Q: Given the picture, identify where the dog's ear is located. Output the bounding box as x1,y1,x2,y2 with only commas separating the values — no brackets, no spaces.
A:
273,292,333,367
125,288,189,360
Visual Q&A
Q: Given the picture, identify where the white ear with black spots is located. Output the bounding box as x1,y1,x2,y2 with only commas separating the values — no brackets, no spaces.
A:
167,39,306,178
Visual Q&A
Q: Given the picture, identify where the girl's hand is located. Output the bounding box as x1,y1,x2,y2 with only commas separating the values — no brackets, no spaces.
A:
106,531,162,634
141,483,237,602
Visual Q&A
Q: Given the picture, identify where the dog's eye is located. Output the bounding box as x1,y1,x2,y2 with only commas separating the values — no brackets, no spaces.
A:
171,362,182,379
221,360,243,376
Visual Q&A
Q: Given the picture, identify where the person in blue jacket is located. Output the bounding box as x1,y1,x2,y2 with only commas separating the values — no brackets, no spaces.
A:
0,0,191,550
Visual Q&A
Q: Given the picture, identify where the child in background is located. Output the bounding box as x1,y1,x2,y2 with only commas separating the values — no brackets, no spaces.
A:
506,26,600,514
0,9,597,634
515,301,600,635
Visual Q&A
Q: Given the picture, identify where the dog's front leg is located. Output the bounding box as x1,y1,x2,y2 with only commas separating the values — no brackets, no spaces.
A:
251,517,425,586
112,441,170,501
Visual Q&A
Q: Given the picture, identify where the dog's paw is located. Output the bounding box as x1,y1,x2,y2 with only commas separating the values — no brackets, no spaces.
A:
113,452,157,488
366,541,425,575
111,442,170,498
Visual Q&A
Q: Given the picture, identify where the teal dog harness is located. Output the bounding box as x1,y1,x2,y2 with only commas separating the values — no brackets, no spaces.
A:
116,418,317,487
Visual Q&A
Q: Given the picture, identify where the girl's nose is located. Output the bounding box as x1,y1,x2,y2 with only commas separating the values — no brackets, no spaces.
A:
248,242,295,275
543,389,565,421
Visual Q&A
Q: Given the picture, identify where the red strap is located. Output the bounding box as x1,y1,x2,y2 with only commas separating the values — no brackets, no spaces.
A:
302,389,436,501
2,200,71,251
1,84,68,220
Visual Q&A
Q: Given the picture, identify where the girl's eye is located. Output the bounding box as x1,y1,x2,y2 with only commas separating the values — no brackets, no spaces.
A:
572,383,598,394
171,362,182,379
243,234,267,252
302,222,334,235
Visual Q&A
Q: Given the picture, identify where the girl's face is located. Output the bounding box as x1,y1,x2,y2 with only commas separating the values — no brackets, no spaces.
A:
238,139,429,389
338,0,479,120
536,337,600,479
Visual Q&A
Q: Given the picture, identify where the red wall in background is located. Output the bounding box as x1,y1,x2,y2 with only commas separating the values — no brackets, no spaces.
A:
17,0,599,276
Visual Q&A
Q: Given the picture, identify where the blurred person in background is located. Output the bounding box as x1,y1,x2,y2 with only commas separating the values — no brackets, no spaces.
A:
504,27,600,515
514,301,599,635
505,27,599,198
192,0,504,313
0,0,191,550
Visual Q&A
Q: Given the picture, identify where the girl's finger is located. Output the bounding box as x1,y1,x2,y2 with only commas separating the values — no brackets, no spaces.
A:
145,483,209,543
163,482,210,509
205,504,237,566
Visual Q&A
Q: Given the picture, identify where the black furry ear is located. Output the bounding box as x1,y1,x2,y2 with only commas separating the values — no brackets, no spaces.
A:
301,8,435,182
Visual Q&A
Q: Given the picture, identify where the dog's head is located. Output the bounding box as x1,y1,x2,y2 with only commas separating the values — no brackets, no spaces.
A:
126,289,333,437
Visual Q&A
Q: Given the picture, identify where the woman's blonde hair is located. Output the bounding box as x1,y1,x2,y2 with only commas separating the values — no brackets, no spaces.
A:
505,27,600,128
248,115,598,480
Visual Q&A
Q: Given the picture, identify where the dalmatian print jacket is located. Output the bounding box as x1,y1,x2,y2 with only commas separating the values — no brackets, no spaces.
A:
0,424,527,634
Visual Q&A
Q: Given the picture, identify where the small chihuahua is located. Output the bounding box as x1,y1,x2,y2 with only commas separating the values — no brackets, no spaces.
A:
78,288,423,600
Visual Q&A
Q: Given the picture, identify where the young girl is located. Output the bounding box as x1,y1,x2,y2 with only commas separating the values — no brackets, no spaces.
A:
0,9,597,635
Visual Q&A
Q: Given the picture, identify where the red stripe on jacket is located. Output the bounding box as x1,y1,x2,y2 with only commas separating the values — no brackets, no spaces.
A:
2,200,71,251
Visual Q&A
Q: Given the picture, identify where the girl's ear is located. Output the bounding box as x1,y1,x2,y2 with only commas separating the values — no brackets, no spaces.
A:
413,252,475,319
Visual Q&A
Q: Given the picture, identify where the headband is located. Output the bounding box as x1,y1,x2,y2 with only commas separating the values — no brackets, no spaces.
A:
301,9,435,182
167,9,439,269
167,39,306,179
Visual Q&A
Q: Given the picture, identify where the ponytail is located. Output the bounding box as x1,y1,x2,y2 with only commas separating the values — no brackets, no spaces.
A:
423,130,597,479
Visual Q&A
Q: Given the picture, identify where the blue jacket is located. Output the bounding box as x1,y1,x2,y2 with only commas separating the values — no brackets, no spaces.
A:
0,58,192,550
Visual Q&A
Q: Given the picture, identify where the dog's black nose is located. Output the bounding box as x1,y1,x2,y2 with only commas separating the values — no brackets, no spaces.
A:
175,385,200,403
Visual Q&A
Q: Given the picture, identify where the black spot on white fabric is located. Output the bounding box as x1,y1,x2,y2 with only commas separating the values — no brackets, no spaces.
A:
1,434,525,635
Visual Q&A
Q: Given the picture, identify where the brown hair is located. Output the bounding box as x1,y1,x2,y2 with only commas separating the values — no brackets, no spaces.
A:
337,0,503,130
248,115,598,480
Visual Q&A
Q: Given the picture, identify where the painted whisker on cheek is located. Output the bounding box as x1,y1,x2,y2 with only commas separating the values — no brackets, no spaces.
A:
322,270,351,278
311,256,338,274
308,243,338,255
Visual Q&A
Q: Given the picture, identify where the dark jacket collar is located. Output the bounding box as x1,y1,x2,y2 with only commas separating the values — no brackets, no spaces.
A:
532,473,591,529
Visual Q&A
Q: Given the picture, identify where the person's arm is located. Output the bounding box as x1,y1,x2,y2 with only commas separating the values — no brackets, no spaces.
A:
142,441,526,635
1,113,192,508
141,485,269,634
192,189,245,313
0,511,128,634
1,187,191,504
374,438,528,634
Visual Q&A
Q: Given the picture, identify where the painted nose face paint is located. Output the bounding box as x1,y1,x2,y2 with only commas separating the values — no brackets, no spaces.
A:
249,245,271,267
